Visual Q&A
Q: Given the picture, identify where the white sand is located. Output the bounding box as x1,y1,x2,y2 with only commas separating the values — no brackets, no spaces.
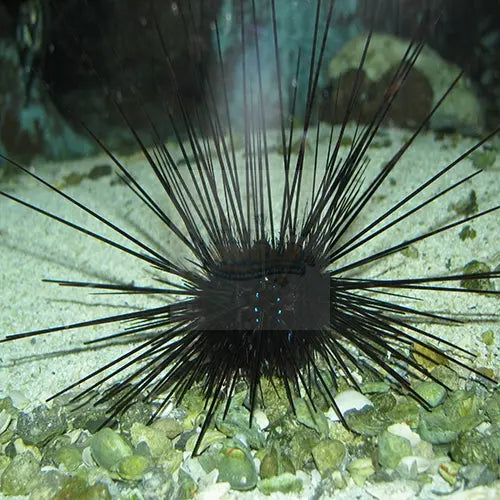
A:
0,124,498,408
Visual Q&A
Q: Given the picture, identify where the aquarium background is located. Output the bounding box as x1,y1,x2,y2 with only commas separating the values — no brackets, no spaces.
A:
0,0,499,167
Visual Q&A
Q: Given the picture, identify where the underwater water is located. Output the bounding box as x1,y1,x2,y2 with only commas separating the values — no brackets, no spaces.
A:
0,1,498,498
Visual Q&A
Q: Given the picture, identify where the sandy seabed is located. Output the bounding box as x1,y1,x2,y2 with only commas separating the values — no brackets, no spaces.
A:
0,124,498,499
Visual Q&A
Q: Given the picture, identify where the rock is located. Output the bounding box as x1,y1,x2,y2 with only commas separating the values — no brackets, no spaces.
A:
396,456,432,478
450,430,497,470
459,464,497,488
129,422,173,459
438,461,461,485
311,439,347,474
417,411,459,444
293,397,329,435
345,407,392,436
377,430,412,469
347,457,375,486
215,407,266,448
461,260,495,291
16,404,67,446
117,454,150,481
52,476,111,500
118,402,152,433
260,446,295,479
413,382,447,408
0,452,40,496
90,428,133,470
0,39,93,163
325,33,484,134
53,445,83,472
215,441,258,491
259,473,303,495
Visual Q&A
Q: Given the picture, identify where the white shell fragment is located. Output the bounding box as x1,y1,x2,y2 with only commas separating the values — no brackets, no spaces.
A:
325,390,374,422
0,410,12,435
387,423,421,447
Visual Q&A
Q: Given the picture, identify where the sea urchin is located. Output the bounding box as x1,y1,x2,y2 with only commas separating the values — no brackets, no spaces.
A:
0,0,499,459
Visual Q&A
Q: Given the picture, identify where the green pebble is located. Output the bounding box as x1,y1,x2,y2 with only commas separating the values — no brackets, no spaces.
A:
430,365,459,391
90,428,133,470
68,407,109,434
54,445,82,471
181,386,205,415
119,402,152,433
471,149,497,170
387,399,420,428
442,391,485,431
347,457,375,486
459,225,477,241
401,246,419,258
450,190,478,217
377,431,412,469
178,468,197,499
460,260,494,291
481,330,494,346
117,454,150,481
151,417,183,439
53,476,111,500
259,473,303,495
272,421,320,469
371,393,397,413
260,446,295,479
216,441,258,491
361,382,390,394
30,470,66,500
311,439,346,474
88,164,112,180
484,391,500,425
216,408,266,448
438,461,461,485
414,382,447,408
346,407,392,436
417,411,458,444
185,429,226,454
0,454,10,474
16,405,67,446
130,422,173,459
294,397,329,435
0,397,13,412
450,430,497,470
0,452,40,496
62,172,84,187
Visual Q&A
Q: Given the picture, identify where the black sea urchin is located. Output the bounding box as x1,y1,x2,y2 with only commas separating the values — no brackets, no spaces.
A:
0,0,499,460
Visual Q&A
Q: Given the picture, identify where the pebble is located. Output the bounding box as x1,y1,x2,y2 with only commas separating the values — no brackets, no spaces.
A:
311,439,346,474
347,457,375,486
417,411,459,444
259,472,303,495
414,381,447,407
90,428,133,470
0,452,40,496
17,405,67,446
214,441,258,491
378,430,412,469
396,456,432,478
